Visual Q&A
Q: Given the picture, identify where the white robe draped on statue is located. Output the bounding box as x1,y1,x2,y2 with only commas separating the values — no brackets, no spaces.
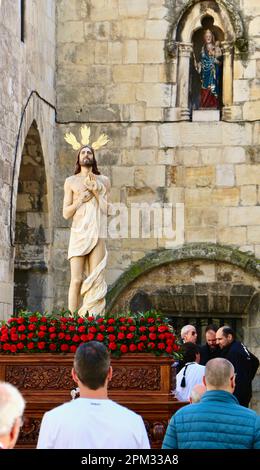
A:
68,179,107,317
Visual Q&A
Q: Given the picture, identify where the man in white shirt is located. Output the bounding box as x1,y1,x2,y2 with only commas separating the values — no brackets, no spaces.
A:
37,341,150,449
0,382,25,449
175,343,205,402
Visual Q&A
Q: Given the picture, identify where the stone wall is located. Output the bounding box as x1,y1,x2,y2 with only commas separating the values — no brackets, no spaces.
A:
0,0,56,318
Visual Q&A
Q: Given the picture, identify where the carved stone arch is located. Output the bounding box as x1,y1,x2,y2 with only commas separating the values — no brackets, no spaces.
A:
166,1,247,120
167,0,245,45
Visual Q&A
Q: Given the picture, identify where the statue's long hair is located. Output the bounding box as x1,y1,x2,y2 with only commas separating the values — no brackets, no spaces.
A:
74,146,101,175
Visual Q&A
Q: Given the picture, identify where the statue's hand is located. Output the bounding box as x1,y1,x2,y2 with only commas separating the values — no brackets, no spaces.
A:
75,190,93,209
84,173,98,192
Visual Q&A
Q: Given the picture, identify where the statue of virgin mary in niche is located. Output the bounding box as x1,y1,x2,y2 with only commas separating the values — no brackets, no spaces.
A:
195,29,222,109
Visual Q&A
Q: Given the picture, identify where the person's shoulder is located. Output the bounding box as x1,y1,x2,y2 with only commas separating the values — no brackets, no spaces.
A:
98,174,110,186
43,400,74,420
108,400,143,421
64,175,76,186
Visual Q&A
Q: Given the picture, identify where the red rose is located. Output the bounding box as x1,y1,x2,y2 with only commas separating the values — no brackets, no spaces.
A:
8,318,16,323
38,331,45,338
49,326,56,333
49,344,57,351
107,318,115,324
166,346,173,354
77,318,84,324
78,326,86,333
37,342,45,350
10,345,17,353
108,342,117,351
173,344,180,351
65,334,71,341
139,326,146,332
41,317,47,323
50,333,56,340
58,332,65,339
117,332,125,340
60,324,67,330
80,335,88,342
97,318,104,324
61,344,69,351
89,326,97,333
3,344,10,351
27,342,35,349
107,326,114,333
108,334,116,342
126,333,134,340
1,336,8,342
88,333,94,341
17,318,25,324
127,318,134,324
60,317,68,323
119,326,127,331
11,334,18,341
149,333,157,341
28,324,36,331
28,333,34,339
157,343,165,350
72,335,80,343
158,333,165,340
139,335,147,341
10,327,17,333
158,325,166,333
129,343,137,352
147,317,155,323
128,326,136,332
96,333,104,342
148,342,155,349
119,317,127,323
88,316,94,322
69,325,76,332
137,342,145,351
29,316,38,322
120,345,128,353
99,325,105,331
70,345,77,353
19,334,26,341
18,325,26,332
148,326,157,332
39,325,47,331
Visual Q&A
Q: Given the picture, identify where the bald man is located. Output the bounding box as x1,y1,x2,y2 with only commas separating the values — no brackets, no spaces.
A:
162,358,260,449
0,382,25,449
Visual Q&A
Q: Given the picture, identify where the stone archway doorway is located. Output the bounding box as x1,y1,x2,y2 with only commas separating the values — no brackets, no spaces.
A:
14,121,50,313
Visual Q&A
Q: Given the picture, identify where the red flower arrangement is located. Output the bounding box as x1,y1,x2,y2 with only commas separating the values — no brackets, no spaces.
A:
0,311,181,358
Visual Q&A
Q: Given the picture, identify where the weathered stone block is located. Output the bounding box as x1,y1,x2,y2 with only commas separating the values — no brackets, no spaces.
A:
134,165,165,188
212,188,239,206
138,40,164,63
108,42,123,64
148,5,168,20
120,19,145,38
233,80,250,102
141,125,158,147
223,147,246,164
185,188,212,207
136,83,171,107
185,166,215,188
107,84,136,104
240,186,257,206
179,148,200,166
243,101,260,121
248,226,260,244
119,0,148,17
218,227,247,245
216,164,234,187
145,107,163,120
145,20,168,39
122,149,157,165
186,227,217,243
143,65,159,82
112,166,135,187
229,207,260,226
113,64,143,82
123,40,138,64
236,165,260,185
58,21,84,43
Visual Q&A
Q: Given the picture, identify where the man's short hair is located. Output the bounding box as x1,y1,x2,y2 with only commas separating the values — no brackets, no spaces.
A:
205,324,218,333
74,341,110,390
205,358,234,388
181,325,195,339
182,342,200,363
222,326,235,339
0,382,25,436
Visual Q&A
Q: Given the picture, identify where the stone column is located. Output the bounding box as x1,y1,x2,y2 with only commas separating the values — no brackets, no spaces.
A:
222,42,233,117
177,42,193,121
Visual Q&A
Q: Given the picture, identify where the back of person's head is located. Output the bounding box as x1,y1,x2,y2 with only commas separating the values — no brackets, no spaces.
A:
205,358,235,392
0,382,25,448
181,324,194,339
182,342,200,363
190,384,207,403
73,341,110,390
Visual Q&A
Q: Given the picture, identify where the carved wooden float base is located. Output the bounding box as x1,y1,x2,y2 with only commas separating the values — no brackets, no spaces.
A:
0,353,186,448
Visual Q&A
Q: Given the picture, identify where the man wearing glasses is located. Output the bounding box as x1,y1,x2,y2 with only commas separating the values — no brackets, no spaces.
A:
180,325,198,344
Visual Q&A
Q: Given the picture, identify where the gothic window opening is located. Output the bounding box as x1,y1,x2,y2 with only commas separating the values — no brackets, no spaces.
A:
20,0,25,42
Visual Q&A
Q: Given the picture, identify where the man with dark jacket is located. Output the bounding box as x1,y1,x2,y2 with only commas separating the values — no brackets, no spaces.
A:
162,358,260,449
216,326,259,407
200,324,220,365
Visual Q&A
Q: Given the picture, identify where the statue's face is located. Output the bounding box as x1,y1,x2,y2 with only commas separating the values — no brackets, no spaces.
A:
204,31,213,44
79,146,93,167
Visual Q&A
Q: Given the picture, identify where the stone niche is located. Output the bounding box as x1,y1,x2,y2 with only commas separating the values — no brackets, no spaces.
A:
14,121,50,313
166,0,247,121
